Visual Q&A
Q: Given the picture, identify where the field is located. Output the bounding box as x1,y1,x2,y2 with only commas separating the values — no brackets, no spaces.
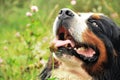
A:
0,0,120,80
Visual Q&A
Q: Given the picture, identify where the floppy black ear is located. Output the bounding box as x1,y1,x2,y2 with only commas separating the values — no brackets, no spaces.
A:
39,54,60,80
39,56,52,80
100,16,120,51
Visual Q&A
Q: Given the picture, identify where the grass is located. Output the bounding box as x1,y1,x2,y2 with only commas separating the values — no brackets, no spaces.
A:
0,0,120,80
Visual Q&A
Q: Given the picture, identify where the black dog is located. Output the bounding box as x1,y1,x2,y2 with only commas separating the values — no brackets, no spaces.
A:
40,8,120,80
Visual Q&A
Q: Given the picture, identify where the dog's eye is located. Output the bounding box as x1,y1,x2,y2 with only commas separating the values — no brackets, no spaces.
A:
92,21,98,27
88,19,98,27
88,19,104,32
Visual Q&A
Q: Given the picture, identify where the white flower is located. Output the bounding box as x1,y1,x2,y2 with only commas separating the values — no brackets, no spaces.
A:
31,6,39,12
71,0,76,5
26,23,31,28
3,46,8,51
0,58,3,64
15,32,21,38
26,12,32,17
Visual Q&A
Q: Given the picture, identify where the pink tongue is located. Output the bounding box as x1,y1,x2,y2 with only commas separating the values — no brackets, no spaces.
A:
52,38,74,48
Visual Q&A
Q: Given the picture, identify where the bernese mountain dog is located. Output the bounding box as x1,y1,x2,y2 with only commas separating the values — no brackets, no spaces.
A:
40,8,120,80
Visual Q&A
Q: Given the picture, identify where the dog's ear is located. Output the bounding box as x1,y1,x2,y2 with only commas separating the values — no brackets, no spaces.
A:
98,16,119,38
39,54,60,80
39,55,53,80
96,16,120,46
101,16,120,51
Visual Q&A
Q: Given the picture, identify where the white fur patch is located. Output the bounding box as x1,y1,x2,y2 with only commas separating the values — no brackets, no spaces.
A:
53,10,102,42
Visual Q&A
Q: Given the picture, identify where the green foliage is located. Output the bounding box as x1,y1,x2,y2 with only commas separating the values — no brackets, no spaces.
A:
0,0,120,80
47,77,59,80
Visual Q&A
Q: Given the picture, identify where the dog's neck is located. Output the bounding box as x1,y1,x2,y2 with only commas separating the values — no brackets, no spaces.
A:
51,60,92,80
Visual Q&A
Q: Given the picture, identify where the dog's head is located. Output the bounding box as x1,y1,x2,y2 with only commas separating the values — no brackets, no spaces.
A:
50,8,120,75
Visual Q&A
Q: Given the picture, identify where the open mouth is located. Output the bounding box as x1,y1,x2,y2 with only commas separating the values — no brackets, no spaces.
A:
52,26,99,63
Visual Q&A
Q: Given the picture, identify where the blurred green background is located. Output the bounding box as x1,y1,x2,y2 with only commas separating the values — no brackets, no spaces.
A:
0,0,120,80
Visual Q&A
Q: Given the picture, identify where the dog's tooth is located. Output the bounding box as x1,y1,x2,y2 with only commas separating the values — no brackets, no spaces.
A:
78,47,85,51
78,48,81,50
74,48,77,50
68,47,72,49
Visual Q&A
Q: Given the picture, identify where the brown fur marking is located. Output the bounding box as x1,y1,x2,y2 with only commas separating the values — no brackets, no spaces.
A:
82,29,107,73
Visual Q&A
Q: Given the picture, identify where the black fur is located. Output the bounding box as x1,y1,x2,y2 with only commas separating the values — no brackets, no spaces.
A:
87,16,120,80
39,56,52,80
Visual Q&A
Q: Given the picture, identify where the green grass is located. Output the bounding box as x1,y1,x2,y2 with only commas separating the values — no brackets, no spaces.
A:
0,0,120,80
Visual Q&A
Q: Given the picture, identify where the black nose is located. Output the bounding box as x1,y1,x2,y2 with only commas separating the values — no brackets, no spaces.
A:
58,8,74,20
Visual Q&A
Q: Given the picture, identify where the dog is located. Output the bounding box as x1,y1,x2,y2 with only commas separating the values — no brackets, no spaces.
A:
40,8,120,80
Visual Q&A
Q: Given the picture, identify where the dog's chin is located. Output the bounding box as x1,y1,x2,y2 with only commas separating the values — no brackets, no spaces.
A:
53,47,83,67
